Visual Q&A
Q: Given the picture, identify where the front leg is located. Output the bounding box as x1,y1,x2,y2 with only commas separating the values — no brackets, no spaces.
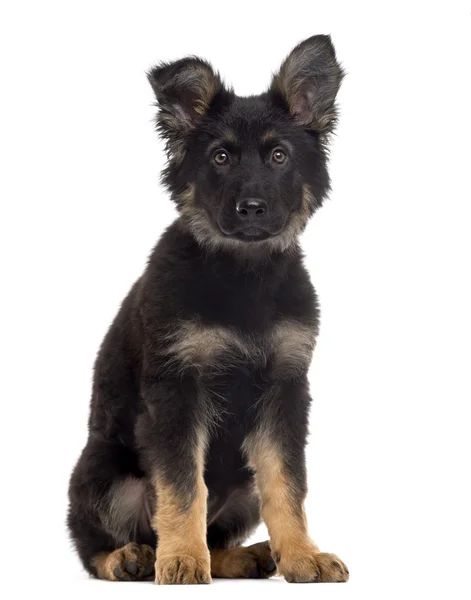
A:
139,376,211,585
244,378,349,583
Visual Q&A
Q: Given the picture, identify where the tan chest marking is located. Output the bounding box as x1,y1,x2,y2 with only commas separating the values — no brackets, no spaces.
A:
164,319,316,375
164,322,255,370
271,320,316,376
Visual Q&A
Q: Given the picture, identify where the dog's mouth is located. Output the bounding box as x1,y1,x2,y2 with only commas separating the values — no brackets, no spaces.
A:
236,227,273,241
217,223,284,242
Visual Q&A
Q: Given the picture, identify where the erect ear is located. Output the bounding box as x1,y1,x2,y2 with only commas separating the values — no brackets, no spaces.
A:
147,57,224,158
270,35,344,135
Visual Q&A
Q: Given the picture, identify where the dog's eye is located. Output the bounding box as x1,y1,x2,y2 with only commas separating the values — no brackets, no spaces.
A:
213,150,229,165
272,148,287,164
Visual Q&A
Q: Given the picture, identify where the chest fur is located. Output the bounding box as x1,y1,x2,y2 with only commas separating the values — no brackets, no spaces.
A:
163,319,316,377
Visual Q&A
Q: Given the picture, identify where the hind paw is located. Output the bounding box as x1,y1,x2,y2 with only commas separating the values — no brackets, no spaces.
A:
211,541,277,578
93,542,155,581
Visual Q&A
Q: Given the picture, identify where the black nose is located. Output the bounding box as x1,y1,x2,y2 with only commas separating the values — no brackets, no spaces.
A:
236,198,268,218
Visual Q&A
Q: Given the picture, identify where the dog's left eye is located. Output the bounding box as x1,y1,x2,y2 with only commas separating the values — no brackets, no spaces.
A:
272,148,287,164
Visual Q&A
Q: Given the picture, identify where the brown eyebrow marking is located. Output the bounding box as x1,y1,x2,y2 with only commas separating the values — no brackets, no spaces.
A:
261,130,277,144
223,133,236,144
207,133,238,155
218,127,237,145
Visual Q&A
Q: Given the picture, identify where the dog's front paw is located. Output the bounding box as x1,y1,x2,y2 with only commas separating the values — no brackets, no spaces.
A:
275,547,349,583
155,552,211,584
312,552,349,582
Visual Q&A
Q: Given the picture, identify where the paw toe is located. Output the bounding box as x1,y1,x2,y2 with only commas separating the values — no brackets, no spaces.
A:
125,560,138,575
316,553,349,582
113,566,123,578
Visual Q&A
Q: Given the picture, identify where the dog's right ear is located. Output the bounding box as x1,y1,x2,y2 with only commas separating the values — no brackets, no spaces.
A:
147,57,223,157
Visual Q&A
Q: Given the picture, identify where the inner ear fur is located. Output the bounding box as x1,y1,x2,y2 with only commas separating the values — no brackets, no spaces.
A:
270,35,344,134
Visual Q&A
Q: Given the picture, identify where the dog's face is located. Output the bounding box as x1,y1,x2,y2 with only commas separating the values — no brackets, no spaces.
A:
148,36,343,253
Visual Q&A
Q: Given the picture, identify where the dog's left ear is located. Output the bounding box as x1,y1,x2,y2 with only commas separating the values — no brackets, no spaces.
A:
147,57,223,151
271,35,344,134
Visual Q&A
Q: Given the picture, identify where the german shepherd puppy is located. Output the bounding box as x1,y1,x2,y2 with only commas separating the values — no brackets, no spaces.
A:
68,35,348,584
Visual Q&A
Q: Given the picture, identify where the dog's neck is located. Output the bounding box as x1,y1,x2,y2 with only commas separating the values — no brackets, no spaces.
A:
175,216,303,273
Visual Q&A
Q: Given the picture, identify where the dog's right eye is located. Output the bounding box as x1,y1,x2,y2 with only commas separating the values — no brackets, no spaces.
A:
213,150,229,165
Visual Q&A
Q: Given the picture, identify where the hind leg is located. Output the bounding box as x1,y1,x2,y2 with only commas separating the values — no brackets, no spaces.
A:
68,438,157,580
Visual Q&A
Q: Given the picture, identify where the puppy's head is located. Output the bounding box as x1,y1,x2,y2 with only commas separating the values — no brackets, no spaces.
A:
148,36,344,254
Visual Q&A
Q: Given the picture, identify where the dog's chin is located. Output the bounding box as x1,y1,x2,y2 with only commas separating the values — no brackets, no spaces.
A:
233,228,273,242
218,225,283,243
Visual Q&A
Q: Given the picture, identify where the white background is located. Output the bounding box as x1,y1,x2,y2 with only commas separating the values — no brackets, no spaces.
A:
1,1,470,598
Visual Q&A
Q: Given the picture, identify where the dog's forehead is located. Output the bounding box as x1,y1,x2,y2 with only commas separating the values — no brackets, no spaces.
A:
214,95,287,144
